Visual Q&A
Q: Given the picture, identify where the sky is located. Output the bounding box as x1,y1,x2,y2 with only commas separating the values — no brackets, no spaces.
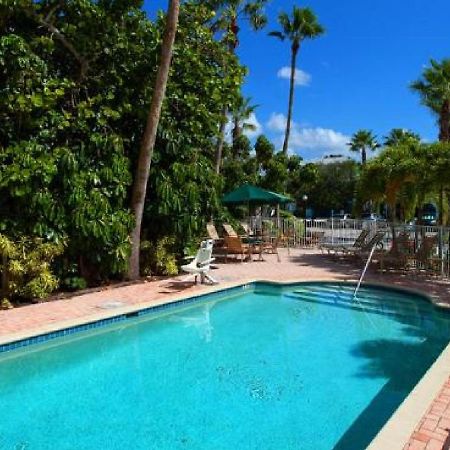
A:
144,0,450,161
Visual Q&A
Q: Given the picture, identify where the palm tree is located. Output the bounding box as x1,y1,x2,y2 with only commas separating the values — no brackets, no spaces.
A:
231,96,258,145
269,6,324,155
128,0,180,280
348,130,379,165
411,59,450,225
383,128,420,147
207,0,268,173
411,59,450,143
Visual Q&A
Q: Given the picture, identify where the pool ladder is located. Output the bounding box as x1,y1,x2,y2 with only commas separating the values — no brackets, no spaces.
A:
353,243,378,300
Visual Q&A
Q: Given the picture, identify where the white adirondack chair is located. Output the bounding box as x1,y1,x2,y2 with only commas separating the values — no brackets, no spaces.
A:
181,239,217,284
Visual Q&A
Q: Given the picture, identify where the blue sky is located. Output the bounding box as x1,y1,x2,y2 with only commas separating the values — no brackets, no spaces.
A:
145,0,450,160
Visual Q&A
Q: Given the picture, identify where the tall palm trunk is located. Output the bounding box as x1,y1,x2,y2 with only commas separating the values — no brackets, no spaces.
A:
282,43,299,155
361,147,367,165
128,0,180,280
437,100,450,225
439,99,450,143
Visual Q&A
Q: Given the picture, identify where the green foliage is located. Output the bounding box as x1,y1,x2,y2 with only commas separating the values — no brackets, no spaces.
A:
0,0,155,278
383,129,420,147
143,3,245,250
303,160,358,216
0,234,64,302
356,142,450,222
0,1,244,290
411,59,450,142
269,6,325,50
140,237,178,277
255,135,274,169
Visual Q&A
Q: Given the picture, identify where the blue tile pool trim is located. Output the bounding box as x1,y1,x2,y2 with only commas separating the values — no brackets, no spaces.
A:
0,283,254,354
0,280,438,355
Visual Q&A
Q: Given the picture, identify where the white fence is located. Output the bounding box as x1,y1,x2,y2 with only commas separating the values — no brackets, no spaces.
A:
246,216,450,277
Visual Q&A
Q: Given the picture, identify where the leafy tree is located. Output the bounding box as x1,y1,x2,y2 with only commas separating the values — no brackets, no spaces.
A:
383,128,420,147
411,59,450,142
348,129,379,165
259,152,289,193
356,142,450,223
0,0,155,280
305,160,358,216
143,4,245,253
128,0,180,280
1,0,244,289
203,0,268,173
254,135,274,171
269,6,324,155
222,135,257,192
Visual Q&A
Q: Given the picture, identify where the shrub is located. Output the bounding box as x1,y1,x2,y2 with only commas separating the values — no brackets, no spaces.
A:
140,237,178,277
0,234,64,303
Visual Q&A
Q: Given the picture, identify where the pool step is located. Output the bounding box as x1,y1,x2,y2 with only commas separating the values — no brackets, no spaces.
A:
285,289,435,319
292,286,432,311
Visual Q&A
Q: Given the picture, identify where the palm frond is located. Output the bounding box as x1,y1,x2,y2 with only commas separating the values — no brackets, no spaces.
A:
268,30,285,40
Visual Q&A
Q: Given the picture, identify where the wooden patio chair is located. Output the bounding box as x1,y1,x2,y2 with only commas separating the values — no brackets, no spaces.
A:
206,223,224,248
223,236,254,262
223,223,238,238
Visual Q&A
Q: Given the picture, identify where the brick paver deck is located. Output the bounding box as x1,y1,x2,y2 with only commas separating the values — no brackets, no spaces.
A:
1,248,450,449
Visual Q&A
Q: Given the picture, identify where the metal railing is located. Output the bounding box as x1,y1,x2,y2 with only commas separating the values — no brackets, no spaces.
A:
245,216,450,278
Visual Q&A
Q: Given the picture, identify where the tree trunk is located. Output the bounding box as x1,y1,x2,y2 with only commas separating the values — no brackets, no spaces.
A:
439,99,450,143
232,115,240,145
437,100,449,226
128,0,180,280
215,15,239,174
361,147,367,165
282,44,299,155
215,106,228,174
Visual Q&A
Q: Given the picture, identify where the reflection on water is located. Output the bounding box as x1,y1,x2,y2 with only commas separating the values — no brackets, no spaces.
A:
170,301,217,342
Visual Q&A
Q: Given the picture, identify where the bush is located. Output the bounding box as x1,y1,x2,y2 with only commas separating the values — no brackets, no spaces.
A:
140,237,178,277
0,234,64,303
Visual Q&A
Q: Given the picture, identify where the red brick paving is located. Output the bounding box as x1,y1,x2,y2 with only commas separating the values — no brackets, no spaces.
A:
403,380,450,449
403,394,450,450
1,248,450,449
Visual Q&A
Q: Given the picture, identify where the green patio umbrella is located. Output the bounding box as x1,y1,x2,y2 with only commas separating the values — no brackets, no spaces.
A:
222,184,292,205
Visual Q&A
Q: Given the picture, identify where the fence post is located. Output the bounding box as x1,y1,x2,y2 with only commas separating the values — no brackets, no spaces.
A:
439,226,444,277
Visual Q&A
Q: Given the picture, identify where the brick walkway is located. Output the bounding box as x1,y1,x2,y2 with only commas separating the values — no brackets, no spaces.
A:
405,378,450,450
1,248,450,449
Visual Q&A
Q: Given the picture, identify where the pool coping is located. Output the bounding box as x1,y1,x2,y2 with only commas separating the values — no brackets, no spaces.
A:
0,277,449,449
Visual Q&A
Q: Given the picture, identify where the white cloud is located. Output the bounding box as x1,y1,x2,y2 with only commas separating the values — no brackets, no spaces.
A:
277,66,311,86
290,127,349,151
266,113,287,132
266,112,351,160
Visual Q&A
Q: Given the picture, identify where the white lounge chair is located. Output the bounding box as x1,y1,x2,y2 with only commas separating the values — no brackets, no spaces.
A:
181,239,218,284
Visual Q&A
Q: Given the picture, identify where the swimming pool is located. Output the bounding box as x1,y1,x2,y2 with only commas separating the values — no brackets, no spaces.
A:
1,282,449,449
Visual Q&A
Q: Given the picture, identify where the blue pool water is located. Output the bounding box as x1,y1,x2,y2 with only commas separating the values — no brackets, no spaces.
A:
1,282,450,450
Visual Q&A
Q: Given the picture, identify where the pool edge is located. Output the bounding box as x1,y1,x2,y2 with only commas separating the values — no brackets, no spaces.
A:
367,340,450,450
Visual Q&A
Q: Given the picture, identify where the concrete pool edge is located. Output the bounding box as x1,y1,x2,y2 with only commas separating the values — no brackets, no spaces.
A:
367,340,450,450
0,278,448,449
